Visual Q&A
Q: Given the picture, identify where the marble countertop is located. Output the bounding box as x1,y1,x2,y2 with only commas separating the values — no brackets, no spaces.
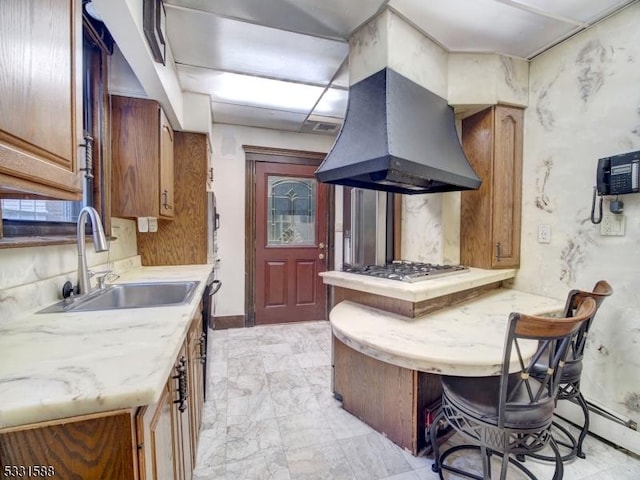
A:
331,288,565,377
320,267,517,302
0,264,213,430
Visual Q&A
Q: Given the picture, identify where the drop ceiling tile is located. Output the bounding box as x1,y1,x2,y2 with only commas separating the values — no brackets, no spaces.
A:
313,88,348,118
211,102,307,132
166,6,348,85
165,0,386,39
389,0,582,58
509,0,635,24
331,61,350,88
178,66,324,113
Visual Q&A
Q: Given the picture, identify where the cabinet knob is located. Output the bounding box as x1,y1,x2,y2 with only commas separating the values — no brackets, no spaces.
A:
209,167,214,182
495,242,502,262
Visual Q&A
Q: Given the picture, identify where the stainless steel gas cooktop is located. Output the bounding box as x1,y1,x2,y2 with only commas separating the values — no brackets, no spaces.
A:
342,261,469,283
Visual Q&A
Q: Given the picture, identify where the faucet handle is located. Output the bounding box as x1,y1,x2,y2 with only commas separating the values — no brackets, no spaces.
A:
90,270,113,290
62,281,79,299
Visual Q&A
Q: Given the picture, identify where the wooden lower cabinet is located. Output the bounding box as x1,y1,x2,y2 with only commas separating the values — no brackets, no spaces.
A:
137,382,180,480
138,343,193,480
332,335,443,455
0,315,205,480
187,312,205,468
0,410,138,479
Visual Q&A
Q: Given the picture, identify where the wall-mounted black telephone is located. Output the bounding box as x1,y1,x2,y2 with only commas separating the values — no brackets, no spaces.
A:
591,149,640,224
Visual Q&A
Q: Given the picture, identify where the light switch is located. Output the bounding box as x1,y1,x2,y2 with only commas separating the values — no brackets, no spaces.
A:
137,217,149,233
148,217,158,233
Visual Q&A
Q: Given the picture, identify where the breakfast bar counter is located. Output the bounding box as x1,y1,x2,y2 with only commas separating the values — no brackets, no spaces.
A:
331,289,564,377
328,285,564,454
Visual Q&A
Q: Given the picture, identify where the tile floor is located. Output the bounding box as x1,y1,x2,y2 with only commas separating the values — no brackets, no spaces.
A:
194,321,640,479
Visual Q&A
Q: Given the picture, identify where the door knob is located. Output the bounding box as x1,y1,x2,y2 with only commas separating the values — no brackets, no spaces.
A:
319,242,325,249
318,253,325,260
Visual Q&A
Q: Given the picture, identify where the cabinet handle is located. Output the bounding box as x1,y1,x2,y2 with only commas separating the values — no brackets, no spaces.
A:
197,332,207,364
162,189,173,211
208,167,214,182
495,242,502,262
172,356,189,412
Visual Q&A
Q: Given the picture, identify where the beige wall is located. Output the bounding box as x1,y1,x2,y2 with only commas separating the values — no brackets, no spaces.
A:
513,3,640,450
211,124,336,317
0,218,138,320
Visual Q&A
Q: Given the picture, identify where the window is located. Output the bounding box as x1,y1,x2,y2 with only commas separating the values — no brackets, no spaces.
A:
0,10,113,240
1,200,82,222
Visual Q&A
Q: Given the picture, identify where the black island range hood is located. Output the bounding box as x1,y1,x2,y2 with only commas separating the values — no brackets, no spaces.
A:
315,68,482,195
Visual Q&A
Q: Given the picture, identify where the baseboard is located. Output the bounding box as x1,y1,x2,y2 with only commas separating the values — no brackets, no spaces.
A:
555,400,640,455
212,315,245,330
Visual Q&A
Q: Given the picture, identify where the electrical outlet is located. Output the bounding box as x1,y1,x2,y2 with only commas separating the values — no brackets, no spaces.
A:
148,217,158,233
537,224,551,243
137,217,149,233
600,214,625,236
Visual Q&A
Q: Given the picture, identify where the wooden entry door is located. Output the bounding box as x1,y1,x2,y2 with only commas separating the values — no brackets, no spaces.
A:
255,162,328,325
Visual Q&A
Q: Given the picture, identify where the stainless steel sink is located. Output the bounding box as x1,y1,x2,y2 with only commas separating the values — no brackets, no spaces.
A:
38,281,200,313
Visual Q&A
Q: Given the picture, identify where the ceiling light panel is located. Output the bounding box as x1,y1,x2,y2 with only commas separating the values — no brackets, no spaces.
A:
389,0,580,58
211,102,307,132
166,7,348,85
165,0,387,40
178,66,324,113
312,88,348,118
504,0,635,24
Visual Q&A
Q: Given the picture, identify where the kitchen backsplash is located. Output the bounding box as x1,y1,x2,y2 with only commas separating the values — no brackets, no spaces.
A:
0,218,139,321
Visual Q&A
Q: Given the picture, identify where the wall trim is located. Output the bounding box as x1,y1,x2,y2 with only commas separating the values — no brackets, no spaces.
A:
244,147,333,327
212,315,245,330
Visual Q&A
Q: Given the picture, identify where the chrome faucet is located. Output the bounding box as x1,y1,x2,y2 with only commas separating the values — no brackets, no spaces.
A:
77,206,109,295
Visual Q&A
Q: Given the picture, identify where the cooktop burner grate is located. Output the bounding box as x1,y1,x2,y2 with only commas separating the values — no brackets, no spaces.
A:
342,261,469,283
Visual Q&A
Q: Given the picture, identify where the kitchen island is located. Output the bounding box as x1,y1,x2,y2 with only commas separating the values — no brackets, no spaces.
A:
0,263,213,479
321,269,564,454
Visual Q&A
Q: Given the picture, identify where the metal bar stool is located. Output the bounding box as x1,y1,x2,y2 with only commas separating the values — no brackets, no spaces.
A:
430,296,598,480
528,280,613,462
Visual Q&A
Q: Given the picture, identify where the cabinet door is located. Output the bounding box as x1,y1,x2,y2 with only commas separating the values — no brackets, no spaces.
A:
171,346,193,480
188,313,205,461
491,106,523,268
137,383,181,480
0,0,83,199
461,105,523,269
112,96,175,220
1,411,136,479
159,110,175,219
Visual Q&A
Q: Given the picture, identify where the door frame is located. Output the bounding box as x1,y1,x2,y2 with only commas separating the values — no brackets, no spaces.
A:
244,145,334,327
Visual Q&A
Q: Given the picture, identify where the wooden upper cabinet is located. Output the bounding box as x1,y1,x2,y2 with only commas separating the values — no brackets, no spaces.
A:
460,105,523,269
0,0,83,200
111,96,175,220
137,132,208,266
